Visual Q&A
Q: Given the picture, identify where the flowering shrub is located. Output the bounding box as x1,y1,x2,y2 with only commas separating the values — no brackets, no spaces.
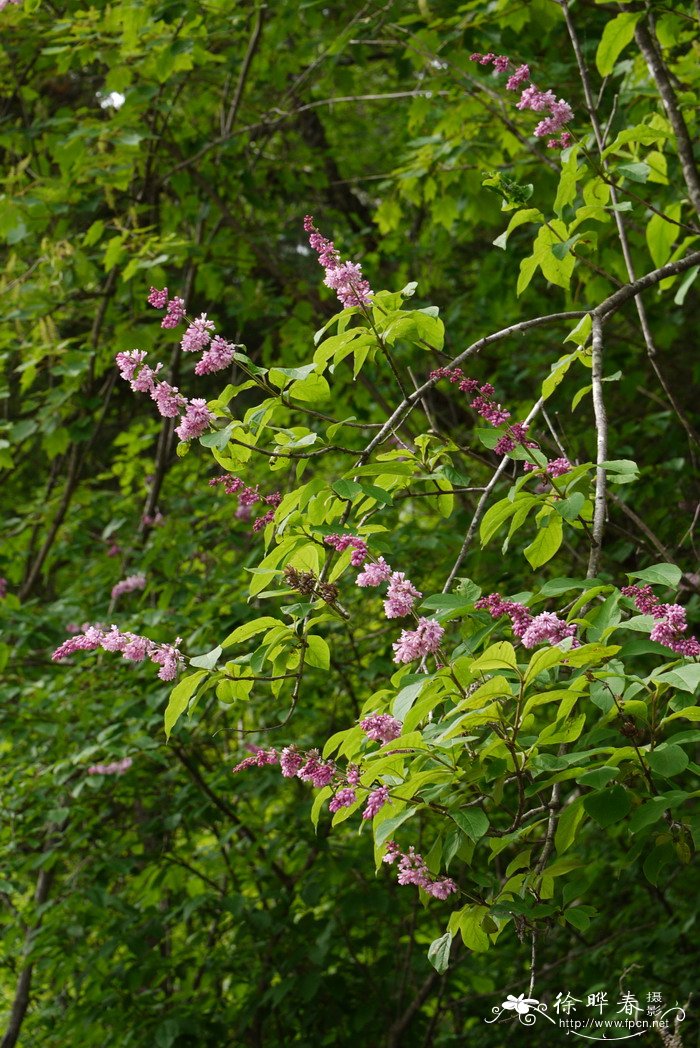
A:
6,1,700,1039
50,196,700,976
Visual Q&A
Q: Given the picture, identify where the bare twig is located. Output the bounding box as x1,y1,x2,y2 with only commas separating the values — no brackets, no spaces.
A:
587,315,607,578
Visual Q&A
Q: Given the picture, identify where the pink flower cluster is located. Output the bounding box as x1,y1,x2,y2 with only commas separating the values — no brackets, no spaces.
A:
52,625,184,681
209,474,282,532
475,594,579,649
342,543,444,663
430,367,538,458
88,757,133,776
115,350,214,442
233,745,392,821
0,0,22,10
383,842,458,900
621,585,700,657
111,573,146,600
360,714,402,743
304,216,373,308
324,533,368,567
470,52,574,148
0,577,7,599
393,618,445,663
524,457,573,478
148,289,237,375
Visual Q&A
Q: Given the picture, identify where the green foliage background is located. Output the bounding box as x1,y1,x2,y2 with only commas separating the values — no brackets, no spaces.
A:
1,0,699,1044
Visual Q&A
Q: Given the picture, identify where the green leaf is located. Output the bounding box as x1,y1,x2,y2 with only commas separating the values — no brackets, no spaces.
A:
555,797,585,853
480,495,536,545
472,642,518,672
554,492,585,521
595,12,641,75
427,931,452,974
332,479,362,501
553,147,580,218
164,671,208,740
223,617,283,649
449,808,489,842
458,906,491,952
645,206,681,267
583,785,630,827
306,635,330,670
654,665,700,694
646,744,689,777
492,207,541,249
617,162,651,184
628,562,681,588
189,645,222,670
564,314,592,346
524,514,563,568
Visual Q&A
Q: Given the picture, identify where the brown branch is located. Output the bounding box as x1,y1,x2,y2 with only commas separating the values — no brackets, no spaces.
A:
634,18,700,216
222,5,265,137
587,315,607,579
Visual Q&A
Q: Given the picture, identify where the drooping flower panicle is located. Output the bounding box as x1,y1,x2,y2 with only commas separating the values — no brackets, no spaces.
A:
304,216,373,308
430,368,538,459
88,757,133,776
622,585,700,657
52,626,184,681
383,842,458,899
392,618,445,663
476,594,579,649
111,574,146,601
470,52,573,149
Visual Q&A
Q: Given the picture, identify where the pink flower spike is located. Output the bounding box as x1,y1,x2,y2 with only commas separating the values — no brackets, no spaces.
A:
356,557,392,587
360,714,402,744
329,788,357,813
111,574,146,600
362,786,390,820
175,399,214,441
383,572,422,619
162,297,186,329
147,287,169,309
392,618,444,664
506,64,530,91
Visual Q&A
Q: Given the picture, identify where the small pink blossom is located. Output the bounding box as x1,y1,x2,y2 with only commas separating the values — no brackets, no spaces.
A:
384,572,422,619
195,335,236,375
298,755,336,789
506,64,530,91
360,714,402,744
147,287,169,309
520,612,578,649
328,787,357,813
305,215,373,308
356,558,392,587
151,381,186,418
392,618,444,664
88,757,133,776
324,533,368,566
175,399,214,441
232,748,278,773
362,786,390,820
162,297,186,329
280,747,304,777
181,313,215,353
383,842,458,899
111,574,146,600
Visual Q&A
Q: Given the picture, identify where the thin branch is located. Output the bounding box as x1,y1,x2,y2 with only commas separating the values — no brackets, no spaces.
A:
442,398,545,592
587,315,607,579
222,5,265,137
634,18,700,216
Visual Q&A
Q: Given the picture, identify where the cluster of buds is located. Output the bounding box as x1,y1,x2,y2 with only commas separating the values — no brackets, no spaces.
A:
283,566,340,606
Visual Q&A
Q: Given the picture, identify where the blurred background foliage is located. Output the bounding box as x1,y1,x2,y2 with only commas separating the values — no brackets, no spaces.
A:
1,0,699,1044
